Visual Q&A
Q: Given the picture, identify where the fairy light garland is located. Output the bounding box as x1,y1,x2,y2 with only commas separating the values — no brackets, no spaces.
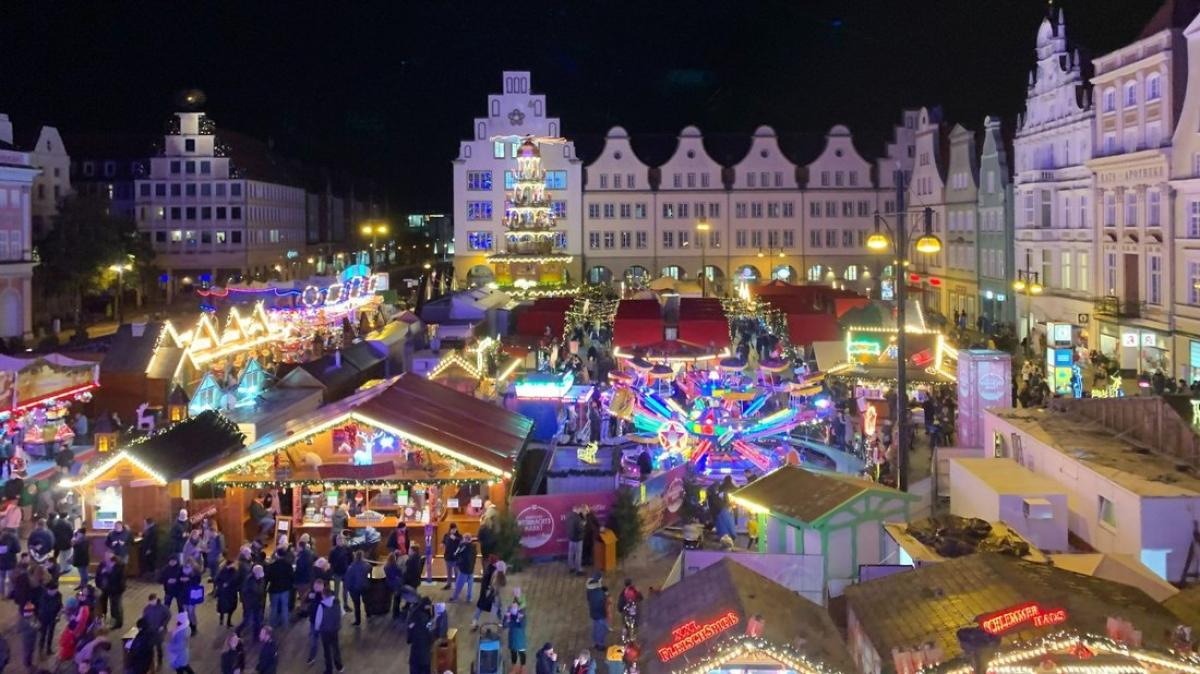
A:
666,635,841,674
925,632,1200,674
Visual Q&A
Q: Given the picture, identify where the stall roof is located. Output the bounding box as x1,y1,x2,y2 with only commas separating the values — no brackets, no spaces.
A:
102,322,170,375
732,465,916,526
63,410,246,487
194,373,530,483
640,558,853,674
844,553,1184,664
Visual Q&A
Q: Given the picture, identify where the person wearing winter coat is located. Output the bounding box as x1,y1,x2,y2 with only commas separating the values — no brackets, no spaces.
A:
96,551,126,629
206,520,225,579
0,526,20,597
182,528,204,569
315,590,343,674
301,578,326,664
166,612,194,674
571,649,598,674
36,581,62,656
385,551,406,619
159,556,184,611
441,523,462,589
472,557,498,629
70,528,90,587
450,534,476,602
503,599,529,671
265,552,294,627
328,535,351,603
344,550,370,626
127,619,156,674
27,518,54,561
17,601,36,672
216,559,241,626
236,564,266,642
585,573,609,652
49,512,73,570
294,540,315,600
535,643,558,674
104,520,131,564
179,560,202,634
407,599,434,674
169,510,188,557
142,593,170,670
256,626,279,674
140,517,159,576
220,633,246,674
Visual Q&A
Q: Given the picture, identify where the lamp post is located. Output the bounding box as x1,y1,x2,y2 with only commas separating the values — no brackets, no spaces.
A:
696,219,711,297
109,263,133,326
360,222,389,266
866,170,942,492
1012,269,1044,355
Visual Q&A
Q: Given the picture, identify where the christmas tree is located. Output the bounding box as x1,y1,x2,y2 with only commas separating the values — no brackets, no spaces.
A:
488,136,571,287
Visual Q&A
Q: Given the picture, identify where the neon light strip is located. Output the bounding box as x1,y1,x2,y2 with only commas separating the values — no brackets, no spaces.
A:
61,450,168,488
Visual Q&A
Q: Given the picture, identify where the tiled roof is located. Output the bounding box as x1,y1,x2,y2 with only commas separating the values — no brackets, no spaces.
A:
640,559,853,674
844,553,1184,665
1139,0,1200,38
732,465,912,525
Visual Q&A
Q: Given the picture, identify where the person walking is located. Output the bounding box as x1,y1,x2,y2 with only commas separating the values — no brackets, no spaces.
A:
441,523,461,589
384,550,404,620
96,551,125,629
127,618,156,674
402,543,423,611
206,520,225,580
316,588,344,674
160,555,183,612
303,578,325,665
450,534,476,602
265,551,294,627
566,506,585,575
140,517,159,577
294,538,315,604
180,559,202,634
166,612,194,674
142,593,171,670
472,556,498,629
585,573,609,652
344,551,369,626
503,598,529,673
236,564,266,642
36,581,62,656
216,558,240,627
169,510,188,558
256,626,279,674
17,601,35,672
182,528,204,569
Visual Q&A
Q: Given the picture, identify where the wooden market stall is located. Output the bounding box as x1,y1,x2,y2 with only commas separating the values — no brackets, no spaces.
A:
59,411,247,575
192,373,533,564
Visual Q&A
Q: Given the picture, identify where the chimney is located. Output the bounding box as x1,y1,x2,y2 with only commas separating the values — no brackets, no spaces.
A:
0,114,12,146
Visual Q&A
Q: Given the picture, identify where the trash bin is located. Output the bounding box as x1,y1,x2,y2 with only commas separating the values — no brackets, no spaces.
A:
595,529,618,571
605,645,626,674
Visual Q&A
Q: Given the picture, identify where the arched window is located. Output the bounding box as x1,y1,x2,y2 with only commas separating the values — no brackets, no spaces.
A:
588,266,613,285
1147,73,1162,101
845,265,859,281
807,265,823,282
1124,81,1137,107
736,265,760,283
490,100,500,117
1103,88,1116,112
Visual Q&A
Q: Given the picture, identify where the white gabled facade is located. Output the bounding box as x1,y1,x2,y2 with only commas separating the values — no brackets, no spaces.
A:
906,107,948,313
801,125,879,292
1170,11,1200,381
26,126,70,238
1014,11,1097,349
452,71,583,286
652,126,727,286
728,126,802,286
581,127,655,285
945,123,980,320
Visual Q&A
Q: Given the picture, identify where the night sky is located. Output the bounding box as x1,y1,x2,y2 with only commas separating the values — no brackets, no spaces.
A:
1,1,1166,213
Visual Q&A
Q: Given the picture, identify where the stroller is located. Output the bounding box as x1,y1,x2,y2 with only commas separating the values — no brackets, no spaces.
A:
472,621,504,674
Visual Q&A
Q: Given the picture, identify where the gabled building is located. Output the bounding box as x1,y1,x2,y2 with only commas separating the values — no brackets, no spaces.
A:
0,114,39,339
802,125,879,293
945,123,980,321
581,126,654,286
653,125,727,284
977,116,1016,326
1169,10,1200,382
906,107,948,314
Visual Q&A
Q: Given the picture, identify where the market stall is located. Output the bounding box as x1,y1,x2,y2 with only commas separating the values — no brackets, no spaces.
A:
0,353,100,459
192,373,532,561
635,558,853,674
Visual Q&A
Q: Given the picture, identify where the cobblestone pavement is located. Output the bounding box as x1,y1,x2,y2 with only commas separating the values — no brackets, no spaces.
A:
1,540,680,673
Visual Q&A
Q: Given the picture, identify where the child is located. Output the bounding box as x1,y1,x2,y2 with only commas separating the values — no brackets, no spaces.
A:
746,517,759,550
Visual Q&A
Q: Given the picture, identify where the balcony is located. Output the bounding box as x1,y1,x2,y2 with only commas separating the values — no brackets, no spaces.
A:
1093,295,1143,318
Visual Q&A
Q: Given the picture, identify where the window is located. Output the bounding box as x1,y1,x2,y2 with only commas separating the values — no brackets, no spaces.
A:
809,202,821,217
825,230,837,248
1104,193,1116,227
1125,192,1137,226
467,171,493,190
634,204,647,219
1124,128,1138,153
170,160,181,174
695,203,705,219
678,203,689,219
679,231,690,248
200,184,211,197
627,173,635,188
1103,88,1116,112
588,203,600,219
782,230,794,248
825,201,836,217
1041,249,1052,289
636,231,647,248
613,174,622,189
1062,197,1071,228
231,231,242,244
215,231,226,244
231,206,243,219
154,231,166,243
810,230,822,248
710,203,720,217
663,203,675,219
687,173,696,188
857,201,869,217
603,232,615,249
216,207,227,219
1149,255,1162,305
181,138,193,152
185,161,195,175
1099,496,1117,529
493,141,506,158
750,203,763,218
662,231,674,248
1103,133,1117,154
201,206,212,220
185,184,196,197
1060,250,1072,290
170,184,181,197
1078,252,1089,292
467,232,493,251
467,201,493,220
747,172,757,188
842,230,854,247
736,230,748,248
155,183,166,197
1147,121,1162,149
554,232,568,250
619,204,631,219
820,171,830,186
1191,262,1200,304
701,173,710,188
230,183,242,197
1191,201,1200,237
768,230,780,248
848,172,858,187
842,201,853,217
1106,252,1118,294
835,171,844,186
216,183,225,196
139,184,150,197
200,161,211,174
551,201,566,218
751,231,763,248
545,171,567,189
774,172,783,187
201,231,212,244
1040,190,1052,227
1149,190,1161,226
1147,73,1161,100
1124,81,1137,107
709,231,720,248
736,203,748,218
620,231,631,248
588,232,600,249
603,204,615,219
672,174,681,188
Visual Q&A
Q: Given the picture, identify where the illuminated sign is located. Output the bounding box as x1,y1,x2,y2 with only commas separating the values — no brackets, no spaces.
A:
657,611,740,662
300,274,380,308
848,340,883,357
1051,323,1072,345
514,372,575,399
1121,332,1139,347
1142,333,1157,347
978,602,1067,635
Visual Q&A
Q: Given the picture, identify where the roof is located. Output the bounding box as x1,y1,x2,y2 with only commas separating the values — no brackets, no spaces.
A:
101,322,167,376
288,341,385,402
219,128,308,188
883,518,1049,564
1048,553,1179,603
990,408,1200,498
949,458,1067,495
639,559,853,674
61,132,158,161
1164,584,1200,628
66,410,246,486
844,553,1186,665
1139,0,1200,38
732,465,916,526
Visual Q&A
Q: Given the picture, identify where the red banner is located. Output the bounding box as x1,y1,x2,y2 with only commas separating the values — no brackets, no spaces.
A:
638,464,688,536
510,490,615,558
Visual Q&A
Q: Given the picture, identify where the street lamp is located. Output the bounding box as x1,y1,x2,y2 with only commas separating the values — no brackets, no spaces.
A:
1013,269,1043,353
360,222,389,265
109,262,133,326
866,171,942,492
696,219,711,297
756,247,787,281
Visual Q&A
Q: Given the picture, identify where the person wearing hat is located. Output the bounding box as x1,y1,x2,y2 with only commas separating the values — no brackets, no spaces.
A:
167,611,193,674
17,601,35,672
584,572,608,652
535,643,558,674
170,509,189,558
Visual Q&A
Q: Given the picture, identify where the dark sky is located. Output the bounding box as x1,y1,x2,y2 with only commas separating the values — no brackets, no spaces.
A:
1,1,1166,213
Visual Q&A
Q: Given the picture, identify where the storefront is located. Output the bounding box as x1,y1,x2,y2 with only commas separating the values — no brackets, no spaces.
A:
1097,321,1172,374
192,373,531,559
636,558,853,674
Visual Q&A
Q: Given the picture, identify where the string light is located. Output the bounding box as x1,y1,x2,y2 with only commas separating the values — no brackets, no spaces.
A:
666,635,840,674
61,450,168,488
926,632,1200,674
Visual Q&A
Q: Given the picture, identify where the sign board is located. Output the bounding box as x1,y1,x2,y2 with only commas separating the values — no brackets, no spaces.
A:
1122,332,1139,347
657,611,741,662
1050,323,1072,346
1142,333,1157,347
978,602,1068,635
511,490,615,558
